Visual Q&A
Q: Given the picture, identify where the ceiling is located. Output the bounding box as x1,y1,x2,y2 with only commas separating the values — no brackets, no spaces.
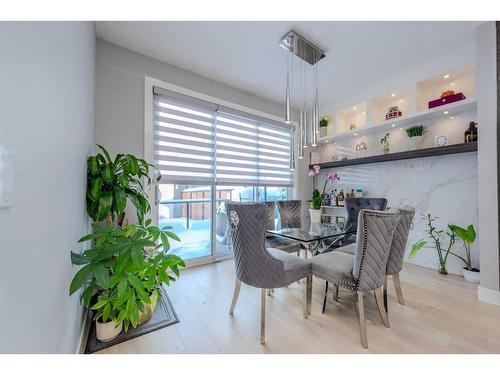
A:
95,21,481,107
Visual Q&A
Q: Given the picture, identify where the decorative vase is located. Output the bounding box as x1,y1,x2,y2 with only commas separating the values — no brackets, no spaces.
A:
407,136,423,151
138,290,159,325
462,267,480,283
96,320,122,342
382,143,389,155
309,208,322,223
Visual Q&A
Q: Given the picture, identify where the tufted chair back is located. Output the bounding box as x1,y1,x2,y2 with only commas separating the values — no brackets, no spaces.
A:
262,201,277,231
276,200,302,229
344,198,387,233
352,209,400,292
227,202,285,288
386,206,415,275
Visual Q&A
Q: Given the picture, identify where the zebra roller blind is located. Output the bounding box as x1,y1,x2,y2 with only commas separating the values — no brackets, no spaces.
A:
153,87,293,187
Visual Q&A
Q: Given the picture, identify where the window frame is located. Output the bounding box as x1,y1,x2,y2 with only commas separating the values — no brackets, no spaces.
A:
145,77,296,266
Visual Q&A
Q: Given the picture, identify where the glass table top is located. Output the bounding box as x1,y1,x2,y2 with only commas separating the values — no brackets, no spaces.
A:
267,222,356,243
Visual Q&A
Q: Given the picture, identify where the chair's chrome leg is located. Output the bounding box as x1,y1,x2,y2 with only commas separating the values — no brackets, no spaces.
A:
229,279,241,315
374,287,390,328
260,288,266,344
333,284,339,302
383,275,388,313
393,273,405,305
304,275,312,317
322,281,329,314
303,277,310,318
357,292,368,349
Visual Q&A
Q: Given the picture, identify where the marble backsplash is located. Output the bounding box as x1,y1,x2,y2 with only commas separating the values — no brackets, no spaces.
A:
316,152,478,275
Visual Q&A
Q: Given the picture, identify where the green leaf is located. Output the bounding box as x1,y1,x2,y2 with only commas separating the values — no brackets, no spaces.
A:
117,276,128,300
88,156,100,177
126,155,139,175
90,177,102,201
127,274,148,299
165,231,180,242
82,282,97,307
91,299,108,310
97,191,113,221
450,224,476,244
69,264,94,296
97,144,112,164
102,164,113,184
119,175,129,188
114,187,127,215
94,264,110,289
70,251,90,265
409,240,427,259
158,267,170,286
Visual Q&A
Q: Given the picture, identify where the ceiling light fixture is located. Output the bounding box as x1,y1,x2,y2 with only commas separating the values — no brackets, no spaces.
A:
280,30,325,160
444,74,450,79
443,111,449,115
391,93,396,97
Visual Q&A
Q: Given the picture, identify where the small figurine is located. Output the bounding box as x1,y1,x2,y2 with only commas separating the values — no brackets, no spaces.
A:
386,106,402,120
380,133,390,154
441,90,455,98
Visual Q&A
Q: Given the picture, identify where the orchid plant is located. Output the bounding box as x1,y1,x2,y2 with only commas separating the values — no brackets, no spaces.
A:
307,165,340,209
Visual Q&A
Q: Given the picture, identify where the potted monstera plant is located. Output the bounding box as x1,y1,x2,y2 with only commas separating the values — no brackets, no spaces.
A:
449,224,479,282
69,145,186,342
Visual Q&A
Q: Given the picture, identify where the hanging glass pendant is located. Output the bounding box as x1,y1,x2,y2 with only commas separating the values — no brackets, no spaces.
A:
285,51,292,124
298,109,304,159
289,125,296,170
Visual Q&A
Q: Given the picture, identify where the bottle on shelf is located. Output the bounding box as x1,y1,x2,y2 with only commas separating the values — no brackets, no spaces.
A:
330,189,337,206
356,189,364,198
464,121,478,143
337,189,345,206
350,188,356,198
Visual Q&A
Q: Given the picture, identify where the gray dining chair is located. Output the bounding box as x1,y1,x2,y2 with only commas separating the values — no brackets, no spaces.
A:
276,200,302,229
384,206,415,307
307,209,400,348
226,202,312,344
336,206,415,309
322,197,388,308
263,201,301,254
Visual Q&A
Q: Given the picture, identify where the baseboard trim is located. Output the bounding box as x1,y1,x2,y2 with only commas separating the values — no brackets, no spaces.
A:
478,285,500,305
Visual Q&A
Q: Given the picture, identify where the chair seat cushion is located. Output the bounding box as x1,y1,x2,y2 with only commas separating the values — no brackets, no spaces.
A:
266,235,301,253
267,248,311,286
336,242,355,255
310,251,357,290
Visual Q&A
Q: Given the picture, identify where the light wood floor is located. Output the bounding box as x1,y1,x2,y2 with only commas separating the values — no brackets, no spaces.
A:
97,260,500,354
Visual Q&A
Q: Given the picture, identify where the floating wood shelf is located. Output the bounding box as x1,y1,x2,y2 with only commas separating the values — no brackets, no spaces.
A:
309,142,477,169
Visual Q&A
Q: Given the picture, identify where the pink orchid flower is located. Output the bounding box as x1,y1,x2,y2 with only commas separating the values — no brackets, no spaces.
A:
307,170,316,177
313,164,321,174
326,172,340,182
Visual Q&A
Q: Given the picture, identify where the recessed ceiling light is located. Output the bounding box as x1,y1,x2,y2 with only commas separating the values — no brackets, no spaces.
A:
353,107,357,111
449,116,455,119
392,124,396,127
325,140,329,143
391,93,396,97
354,133,358,136
443,111,449,114
444,74,450,79
399,99,404,103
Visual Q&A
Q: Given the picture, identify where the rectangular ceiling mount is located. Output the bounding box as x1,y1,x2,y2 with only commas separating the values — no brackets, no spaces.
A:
279,30,326,65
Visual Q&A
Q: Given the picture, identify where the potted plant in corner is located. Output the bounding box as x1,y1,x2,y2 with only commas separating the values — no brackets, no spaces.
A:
307,165,340,223
405,125,426,151
449,224,479,282
69,145,186,343
319,117,329,137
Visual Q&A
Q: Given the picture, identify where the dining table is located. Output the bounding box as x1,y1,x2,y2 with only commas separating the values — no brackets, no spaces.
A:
266,218,356,257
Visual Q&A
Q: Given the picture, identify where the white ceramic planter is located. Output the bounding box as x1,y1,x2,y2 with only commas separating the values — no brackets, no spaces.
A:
462,268,480,283
320,127,327,137
309,208,322,223
407,136,423,151
96,320,123,342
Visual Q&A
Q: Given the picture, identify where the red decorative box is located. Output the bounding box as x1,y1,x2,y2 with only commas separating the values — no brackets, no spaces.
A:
428,92,466,109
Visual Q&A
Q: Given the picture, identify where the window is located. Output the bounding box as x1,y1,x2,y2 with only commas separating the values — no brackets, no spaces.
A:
152,86,293,262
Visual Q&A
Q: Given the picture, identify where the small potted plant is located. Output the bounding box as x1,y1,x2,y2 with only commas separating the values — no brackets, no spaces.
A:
449,224,479,282
90,291,122,342
380,133,390,154
410,214,456,275
307,165,340,223
319,117,329,137
405,125,426,151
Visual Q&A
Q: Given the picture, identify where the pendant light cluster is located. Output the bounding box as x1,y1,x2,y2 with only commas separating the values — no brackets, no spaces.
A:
280,30,325,170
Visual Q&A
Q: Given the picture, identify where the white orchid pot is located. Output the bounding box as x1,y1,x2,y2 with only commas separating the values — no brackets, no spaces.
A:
407,136,423,151
462,268,480,283
320,127,327,137
96,320,122,342
309,208,322,223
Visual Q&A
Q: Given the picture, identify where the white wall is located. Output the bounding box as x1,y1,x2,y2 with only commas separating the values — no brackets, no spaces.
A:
0,22,95,353
476,22,500,303
95,39,286,158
